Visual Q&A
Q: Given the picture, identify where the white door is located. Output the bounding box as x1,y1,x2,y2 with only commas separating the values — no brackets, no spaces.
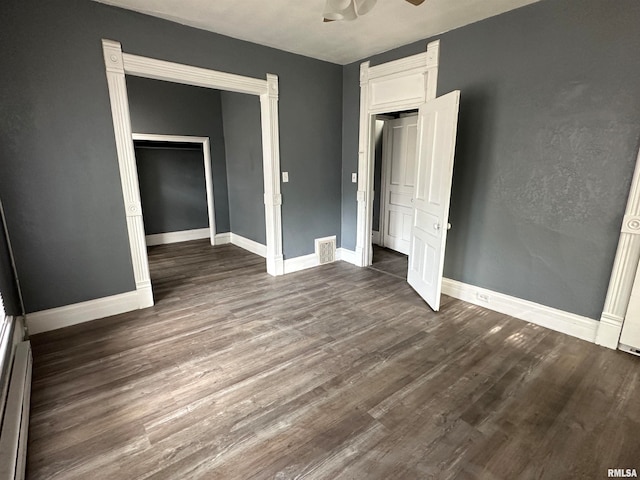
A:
381,116,418,255
407,91,461,311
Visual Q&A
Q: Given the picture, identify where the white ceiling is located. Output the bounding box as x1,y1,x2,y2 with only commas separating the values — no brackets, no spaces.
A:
94,0,540,65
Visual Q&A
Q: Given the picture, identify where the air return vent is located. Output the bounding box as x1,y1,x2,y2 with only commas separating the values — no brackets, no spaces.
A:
315,236,336,265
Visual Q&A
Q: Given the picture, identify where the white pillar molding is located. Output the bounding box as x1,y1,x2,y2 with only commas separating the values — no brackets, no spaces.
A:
260,73,284,275
597,146,640,348
102,40,154,308
355,61,371,267
102,39,285,310
354,41,440,268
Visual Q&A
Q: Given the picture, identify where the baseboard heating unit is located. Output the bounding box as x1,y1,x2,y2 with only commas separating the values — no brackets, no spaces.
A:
0,316,31,480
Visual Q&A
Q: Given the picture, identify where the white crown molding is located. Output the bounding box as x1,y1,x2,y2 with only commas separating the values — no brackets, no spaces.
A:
442,278,599,344
122,53,267,95
145,228,210,246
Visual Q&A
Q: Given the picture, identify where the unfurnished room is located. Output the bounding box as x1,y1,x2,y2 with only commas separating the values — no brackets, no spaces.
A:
1,0,640,478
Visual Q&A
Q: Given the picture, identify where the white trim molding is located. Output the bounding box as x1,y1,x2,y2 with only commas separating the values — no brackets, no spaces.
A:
597,146,640,349
27,289,151,335
146,228,210,246
132,133,217,246
355,41,440,268
284,253,319,274
102,39,284,313
442,279,599,344
337,248,360,266
230,233,267,258
214,232,231,244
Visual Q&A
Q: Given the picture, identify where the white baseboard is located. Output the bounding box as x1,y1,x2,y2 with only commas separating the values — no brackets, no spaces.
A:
214,232,231,245
284,253,318,274
230,233,267,258
441,278,599,343
372,230,381,246
595,313,623,349
27,289,149,335
146,228,210,246
337,248,359,266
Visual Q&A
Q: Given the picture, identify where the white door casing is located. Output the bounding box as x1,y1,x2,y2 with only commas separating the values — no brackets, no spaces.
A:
102,39,284,309
356,42,440,267
132,133,216,246
407,90,461,311
380,116,418,255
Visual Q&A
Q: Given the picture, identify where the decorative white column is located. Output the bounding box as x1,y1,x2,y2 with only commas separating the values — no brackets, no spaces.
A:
355,61,371,267
102,39,154,308
597,147,640,348
260,74,284,276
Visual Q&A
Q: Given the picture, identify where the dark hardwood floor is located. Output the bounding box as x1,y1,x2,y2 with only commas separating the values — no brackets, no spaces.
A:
27,240,639,479
370,245,408,279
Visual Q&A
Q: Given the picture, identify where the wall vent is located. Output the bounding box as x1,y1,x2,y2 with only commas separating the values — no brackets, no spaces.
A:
315,236,336,265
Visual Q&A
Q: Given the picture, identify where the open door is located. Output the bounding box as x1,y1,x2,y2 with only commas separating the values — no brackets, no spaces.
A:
407,90,460,311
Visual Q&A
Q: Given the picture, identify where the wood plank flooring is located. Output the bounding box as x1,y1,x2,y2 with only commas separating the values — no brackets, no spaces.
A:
27,240,640,479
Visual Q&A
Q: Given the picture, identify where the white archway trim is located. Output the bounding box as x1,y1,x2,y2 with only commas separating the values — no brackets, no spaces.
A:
131,133,216,247
596,146,640,349
355,41,440,267
102,39,284,310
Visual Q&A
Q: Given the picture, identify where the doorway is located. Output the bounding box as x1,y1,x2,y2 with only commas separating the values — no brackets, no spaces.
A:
132,134,216,247
102,39,284,309
375,111,418,256
356,41,461,311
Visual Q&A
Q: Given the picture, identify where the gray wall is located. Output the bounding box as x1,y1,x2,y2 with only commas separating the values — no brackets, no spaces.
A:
220,92,266,245
342,0,640,319
0,0,342,312
0,206,20,316
126,77,230,233
135,144,209,235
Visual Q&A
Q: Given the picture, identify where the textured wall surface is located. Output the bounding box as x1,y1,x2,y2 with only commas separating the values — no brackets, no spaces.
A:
126,78,230,233
0,0,342,312
341,0,640,319
220,92,266,245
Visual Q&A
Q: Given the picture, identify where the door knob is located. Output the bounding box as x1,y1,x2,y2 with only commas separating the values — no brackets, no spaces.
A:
447,223,452,230
433,223,441,230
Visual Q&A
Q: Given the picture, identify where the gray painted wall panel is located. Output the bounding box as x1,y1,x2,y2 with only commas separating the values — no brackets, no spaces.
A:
126,77,230,233
0,0,342,312
220,92,266,245
135,146,209,235
341,0,640,319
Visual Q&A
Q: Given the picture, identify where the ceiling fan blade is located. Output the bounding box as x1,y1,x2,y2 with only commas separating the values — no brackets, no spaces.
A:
405,0,426,5
323,18,335,22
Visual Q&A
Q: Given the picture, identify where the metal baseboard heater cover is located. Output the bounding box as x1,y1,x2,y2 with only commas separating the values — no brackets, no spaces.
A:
0,340,32,480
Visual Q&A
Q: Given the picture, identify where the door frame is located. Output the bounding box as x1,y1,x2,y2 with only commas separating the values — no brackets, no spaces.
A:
102,39,284,309
131,133,216,246
355,40,440,267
